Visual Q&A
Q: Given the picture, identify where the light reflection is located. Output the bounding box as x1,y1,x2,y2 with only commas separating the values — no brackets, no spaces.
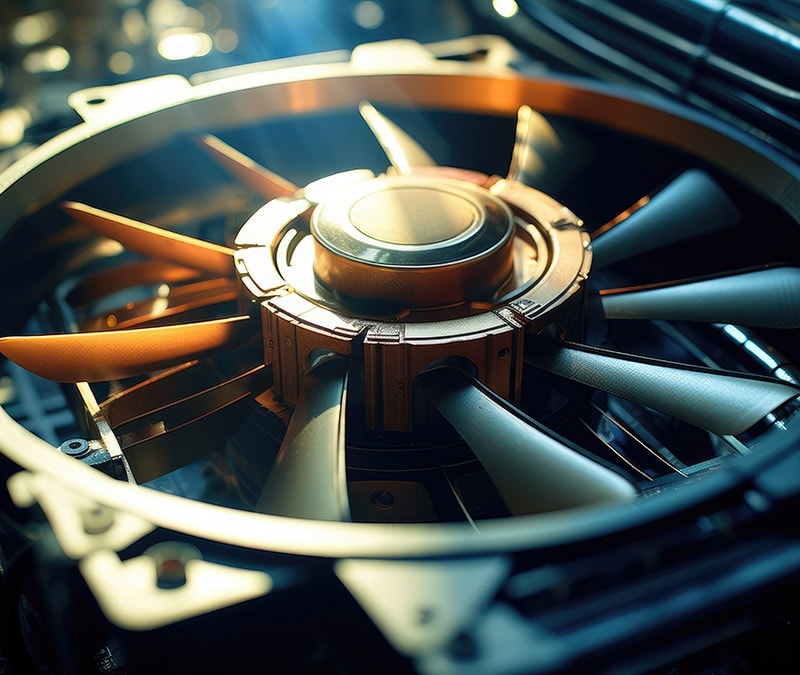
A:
158,30,213,60
353,1,385,30
147,0,189,30
122,8,150,45
0,108,30,150
109,51,135,75
492,0,519,19
11,11,64,47
214,29,239,53
183,7,206,30
200,2,223,31
22,46,71,74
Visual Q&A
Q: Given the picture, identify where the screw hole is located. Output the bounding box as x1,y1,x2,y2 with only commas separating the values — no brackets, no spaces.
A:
370,490,395,510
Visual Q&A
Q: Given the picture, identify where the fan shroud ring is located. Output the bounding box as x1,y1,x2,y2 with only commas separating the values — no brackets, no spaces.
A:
1,43,800,671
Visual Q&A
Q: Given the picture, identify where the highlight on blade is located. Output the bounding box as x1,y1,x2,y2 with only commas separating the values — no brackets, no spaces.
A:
358,101,436,174
80,277,242,332
62,201,235,278
66,260,203,309
0,315,254,382
591,169,740,269
506,104,562,184
600,266,800,329
195,134,299,200
256,356,350,521
416,367,636,516
526,335,800,437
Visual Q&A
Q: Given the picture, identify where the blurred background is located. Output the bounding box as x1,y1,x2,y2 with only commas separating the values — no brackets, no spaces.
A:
0,0,484,171
2,0,799,171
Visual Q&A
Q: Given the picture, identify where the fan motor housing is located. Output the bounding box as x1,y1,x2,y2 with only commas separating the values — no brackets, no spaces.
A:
234,170,592,430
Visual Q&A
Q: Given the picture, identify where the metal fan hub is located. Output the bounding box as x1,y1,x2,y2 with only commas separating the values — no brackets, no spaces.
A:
234,171,592,431
310,175,515,308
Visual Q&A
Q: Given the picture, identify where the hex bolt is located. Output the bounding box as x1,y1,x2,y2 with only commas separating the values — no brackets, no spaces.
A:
145,542,202,589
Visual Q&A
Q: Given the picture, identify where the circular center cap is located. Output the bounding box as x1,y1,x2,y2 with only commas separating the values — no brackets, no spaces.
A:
310,174,515,311
349,186,479,246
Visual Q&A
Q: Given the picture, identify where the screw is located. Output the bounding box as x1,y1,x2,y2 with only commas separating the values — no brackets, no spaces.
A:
145,542,202,589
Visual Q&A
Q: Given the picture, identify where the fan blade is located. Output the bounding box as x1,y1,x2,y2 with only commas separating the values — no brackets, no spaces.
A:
255,357,350,521
525,336,800,436
61,202,235,277
358,101,436,174
66,261,203,308
601,267,800,328
195,134,298,200
591,170,739,269
0,316,254,382
507,104,561,183
110,364,271,483
416,368,636,516
81,278,241,331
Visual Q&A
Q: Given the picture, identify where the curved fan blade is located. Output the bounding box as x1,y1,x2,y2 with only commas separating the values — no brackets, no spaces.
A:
61,202,235,277
109,363,271,483
591,170,739,269
255,357,350,521
66,261,203,308
359,101,436,174
195,134,299,200
507,104,561,183
416,368,636,516
601,267,800,328
81,278,241,331
0,316,254,382
525,336,800,436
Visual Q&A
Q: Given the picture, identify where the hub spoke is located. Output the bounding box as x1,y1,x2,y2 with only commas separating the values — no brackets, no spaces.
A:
416,367,636,516
591,169,739,269
525,335,800,436
600,266,800,329
255,357,350,521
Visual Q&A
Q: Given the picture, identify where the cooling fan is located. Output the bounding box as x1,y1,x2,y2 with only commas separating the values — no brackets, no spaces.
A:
1,37,800,674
